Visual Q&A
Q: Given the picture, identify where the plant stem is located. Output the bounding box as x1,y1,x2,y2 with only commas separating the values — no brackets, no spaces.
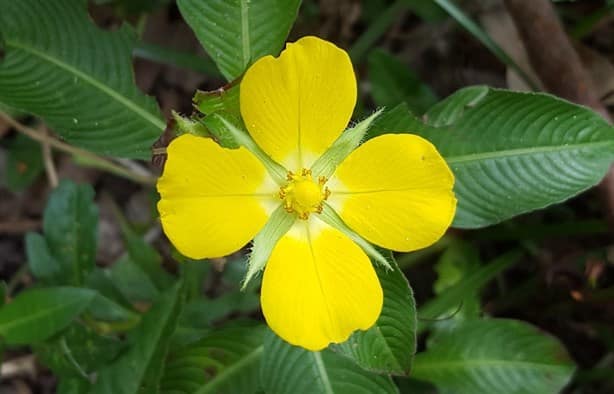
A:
0,112,157,186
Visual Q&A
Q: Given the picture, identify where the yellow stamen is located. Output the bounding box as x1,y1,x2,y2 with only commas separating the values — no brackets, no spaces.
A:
279,168,330,219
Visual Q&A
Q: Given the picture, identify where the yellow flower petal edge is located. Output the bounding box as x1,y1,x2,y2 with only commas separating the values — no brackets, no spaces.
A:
327,133,456,252
240,36,357,170
157,134,277,259
261,219,383,351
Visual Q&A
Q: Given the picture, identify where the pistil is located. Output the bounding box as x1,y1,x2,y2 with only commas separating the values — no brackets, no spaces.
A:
279,168,330,219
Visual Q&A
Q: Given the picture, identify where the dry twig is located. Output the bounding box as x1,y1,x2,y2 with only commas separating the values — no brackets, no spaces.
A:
0,112,157,186
0,219,40,234
41,127,58,188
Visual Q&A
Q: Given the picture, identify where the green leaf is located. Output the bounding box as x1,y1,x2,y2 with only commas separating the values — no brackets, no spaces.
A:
432,241,481,319
0,102,25,118
42,180,98,285
109,200,173,294
120,224,174,292
412,319,576,394
93,0,170,15
0,287,96,345
261,332,399,394
86,291,139,324
85,268,134,314
108,255,160,303
25,232,62,281
368,49,437,114
161,323,266,394
0,282,6,305
179,259,211,302
92,283,184,394
433,242,480,293
395,377,437,394
422,88,614,228
334,258,417,376
4,134,43,191
57,377,91,394
366,102,428,140
424,85,489,127
177,0,301,80
178,292,259,329
189,84,242,148
36,322,124,377
0,0,164,159
418,250,522,331
375,88,614,228
175,262,259,346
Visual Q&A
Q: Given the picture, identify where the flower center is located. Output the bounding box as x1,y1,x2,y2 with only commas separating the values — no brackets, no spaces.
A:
279,168,330,219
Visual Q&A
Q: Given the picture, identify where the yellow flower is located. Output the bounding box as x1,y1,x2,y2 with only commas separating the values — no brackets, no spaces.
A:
157,36,456,351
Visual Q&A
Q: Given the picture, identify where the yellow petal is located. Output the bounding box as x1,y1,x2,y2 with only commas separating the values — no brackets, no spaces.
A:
240,36,357,170
327,134,456,252
157,134,277,259
261,219,382,351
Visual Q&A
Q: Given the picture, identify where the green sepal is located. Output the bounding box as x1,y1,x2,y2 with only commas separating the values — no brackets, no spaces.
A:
311,109,383,179
206,112,288,184
193,83,240,116
171,110,209,138
318,204,392,270
200,110,242,149
243,206,295,289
